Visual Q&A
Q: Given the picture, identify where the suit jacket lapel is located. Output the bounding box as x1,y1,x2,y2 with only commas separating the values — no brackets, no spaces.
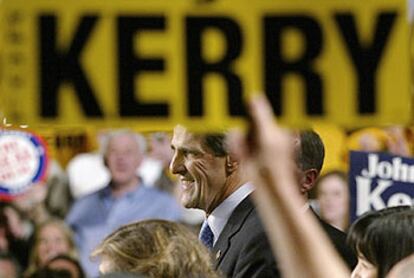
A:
212,196,254,269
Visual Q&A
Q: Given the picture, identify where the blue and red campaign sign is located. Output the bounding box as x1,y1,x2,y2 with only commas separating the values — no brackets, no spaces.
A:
349,151,414,221
0,129,49,200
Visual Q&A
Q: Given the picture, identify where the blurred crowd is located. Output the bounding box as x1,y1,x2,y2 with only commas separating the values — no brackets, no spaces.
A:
0,123,413,278
0,130,201,278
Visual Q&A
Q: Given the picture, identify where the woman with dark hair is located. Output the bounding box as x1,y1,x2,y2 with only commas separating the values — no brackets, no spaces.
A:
46,254,85,278
347,206,410,262
28,254,85,278
348,207,414,278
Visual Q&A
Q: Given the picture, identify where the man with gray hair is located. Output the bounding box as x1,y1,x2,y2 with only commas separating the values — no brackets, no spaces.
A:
66,130,182,277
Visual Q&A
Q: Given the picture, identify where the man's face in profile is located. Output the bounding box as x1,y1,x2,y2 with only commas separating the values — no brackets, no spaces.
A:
170,126,228,212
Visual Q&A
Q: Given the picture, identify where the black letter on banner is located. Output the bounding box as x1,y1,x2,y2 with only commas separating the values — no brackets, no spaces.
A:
39,15,102,117
186,17,244,116
264,15,323,116
335,12,397,114
117,16,168,117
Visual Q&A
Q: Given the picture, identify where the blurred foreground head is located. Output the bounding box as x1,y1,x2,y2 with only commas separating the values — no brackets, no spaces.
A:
92,219,219,278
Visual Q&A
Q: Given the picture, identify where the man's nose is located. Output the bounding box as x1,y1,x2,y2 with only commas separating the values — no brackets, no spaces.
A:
169,153,186,175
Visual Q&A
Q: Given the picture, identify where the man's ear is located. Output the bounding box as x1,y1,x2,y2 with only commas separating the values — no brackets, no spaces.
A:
300,169,319,194
226,155,239,176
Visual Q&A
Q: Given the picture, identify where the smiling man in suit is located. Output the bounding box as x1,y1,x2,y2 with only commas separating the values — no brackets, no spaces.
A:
169,125,355,277
170,125,277,277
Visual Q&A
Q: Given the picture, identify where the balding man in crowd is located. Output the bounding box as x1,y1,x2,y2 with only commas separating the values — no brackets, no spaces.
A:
292,130,356,268
67,130,182,277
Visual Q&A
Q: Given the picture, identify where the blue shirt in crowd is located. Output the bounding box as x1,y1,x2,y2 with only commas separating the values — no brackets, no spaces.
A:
66,184,182,277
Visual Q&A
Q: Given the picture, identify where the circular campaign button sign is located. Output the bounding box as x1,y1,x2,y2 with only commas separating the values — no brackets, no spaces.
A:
0,129,48,200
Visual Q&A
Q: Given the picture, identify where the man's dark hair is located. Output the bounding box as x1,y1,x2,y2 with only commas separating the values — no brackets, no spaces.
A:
28,268,72,278
100,272,146,278
203,134,227,157
297,130,325,172
46,254,86,278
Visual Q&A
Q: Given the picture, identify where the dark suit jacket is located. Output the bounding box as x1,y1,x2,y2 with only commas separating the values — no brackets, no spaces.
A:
212,196,279,278
313,210,357,269
212,196,356,278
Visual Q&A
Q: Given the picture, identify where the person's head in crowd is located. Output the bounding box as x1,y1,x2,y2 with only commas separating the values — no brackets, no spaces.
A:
148,132,173,169
0,252,21,278
99,272,146,278
347,206,413,278
27,267,72,278
45,254,85,278
92,219,219,278
293,130,325,198
315,170,349,231
102,130,147,196
170,126,242,213
143,132,176,194
26,219,78,276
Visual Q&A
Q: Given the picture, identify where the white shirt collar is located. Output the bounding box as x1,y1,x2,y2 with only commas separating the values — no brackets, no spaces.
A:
206,183,254,245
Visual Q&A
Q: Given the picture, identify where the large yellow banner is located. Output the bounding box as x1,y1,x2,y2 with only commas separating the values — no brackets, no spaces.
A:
0,0,410,131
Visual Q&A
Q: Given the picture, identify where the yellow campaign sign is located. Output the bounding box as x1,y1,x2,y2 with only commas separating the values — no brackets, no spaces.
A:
0,0,411,131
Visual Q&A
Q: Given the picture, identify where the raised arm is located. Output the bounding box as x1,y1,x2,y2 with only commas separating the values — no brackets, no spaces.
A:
229,95,350,278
